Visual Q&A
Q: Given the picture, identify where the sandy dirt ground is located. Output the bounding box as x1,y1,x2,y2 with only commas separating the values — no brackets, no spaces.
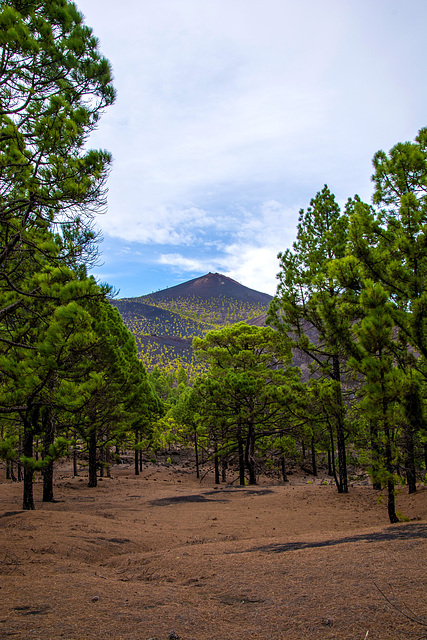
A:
0,460,426,640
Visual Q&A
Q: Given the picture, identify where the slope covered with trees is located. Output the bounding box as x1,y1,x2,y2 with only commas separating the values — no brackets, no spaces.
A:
111,272,273,374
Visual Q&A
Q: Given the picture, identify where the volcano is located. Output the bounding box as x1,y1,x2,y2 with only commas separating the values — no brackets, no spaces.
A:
142,272,272,305
111,273,273,372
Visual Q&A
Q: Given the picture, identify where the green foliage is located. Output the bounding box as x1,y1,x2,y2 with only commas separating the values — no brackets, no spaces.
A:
0,0,163,507
193,322,302,484
269,185,352,493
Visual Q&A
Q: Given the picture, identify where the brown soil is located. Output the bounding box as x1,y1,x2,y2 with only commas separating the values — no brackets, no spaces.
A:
0,462,426,640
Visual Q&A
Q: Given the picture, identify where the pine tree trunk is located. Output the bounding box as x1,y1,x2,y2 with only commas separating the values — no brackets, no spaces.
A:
245,422,256,485
328,427,340,490
281,455,288,482
42,413,55,502
403,388,418,494
134,430,139,476
106,446,111,478
88,430,97,487
311,436,317,476
238,432,245,486
221,457,227,482
332,354,348,493
18,431,23,482
214,445,220,484
327,449,333,476
22,419,35,510
194,432,200,479
43,462,54,502
370,422,382,490
73,447,78,476
384,425,399,524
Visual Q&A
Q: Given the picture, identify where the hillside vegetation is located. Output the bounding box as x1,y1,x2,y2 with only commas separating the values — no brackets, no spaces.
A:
111,273,272,374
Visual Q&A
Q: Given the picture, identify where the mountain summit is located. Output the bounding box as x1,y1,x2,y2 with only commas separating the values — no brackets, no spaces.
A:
143,272,272,304
111,273,272,372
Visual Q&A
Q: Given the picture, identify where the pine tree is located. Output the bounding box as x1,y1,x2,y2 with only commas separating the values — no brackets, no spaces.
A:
269,185,352,493
193,323,301,485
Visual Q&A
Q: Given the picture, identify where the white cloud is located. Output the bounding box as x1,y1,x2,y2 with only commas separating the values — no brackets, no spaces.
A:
154,198,299,294
158,253,209,272
102,205,215,245
77,0,427,295
221,245,282,295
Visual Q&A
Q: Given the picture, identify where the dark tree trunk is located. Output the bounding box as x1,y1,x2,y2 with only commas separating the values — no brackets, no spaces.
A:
327,449,333,476
405,448,417,494
238,432,245,486
73,446,78,477
88,429,97,488
134,430,139,476
370,422,382,490
331,354,348,493
99,441,105,478
281,455,288,482
311,436,317,476
387,475,399,524
106,446,111,478
139,447,143,472
245,421,256,485
42,412,55,502
22,418,35,510
214,444,220,484
194,432,200,479
328,426,340,491
302,440,306,460
403,387,420,494
221,457,227,482
18,432,23,482
336,424,348,493
8,460,17,481
43,462,54,501
384,424,399,524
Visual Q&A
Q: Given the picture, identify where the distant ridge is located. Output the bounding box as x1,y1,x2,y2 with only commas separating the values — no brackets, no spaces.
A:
139,272,272,305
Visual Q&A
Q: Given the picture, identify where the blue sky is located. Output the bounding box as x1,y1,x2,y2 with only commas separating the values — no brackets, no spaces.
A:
76,0,427,297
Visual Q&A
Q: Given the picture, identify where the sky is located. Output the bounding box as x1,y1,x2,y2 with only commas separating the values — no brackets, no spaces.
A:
75,0,427,297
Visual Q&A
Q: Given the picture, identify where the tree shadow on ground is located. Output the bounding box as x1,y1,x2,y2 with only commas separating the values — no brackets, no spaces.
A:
246,523,427,554
150,494,228,505
150,488,273,506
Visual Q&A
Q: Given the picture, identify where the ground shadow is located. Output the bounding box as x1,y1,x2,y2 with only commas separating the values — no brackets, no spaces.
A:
150,494,229,505
204,488,274,496
246,523,427,554
151,487,273,506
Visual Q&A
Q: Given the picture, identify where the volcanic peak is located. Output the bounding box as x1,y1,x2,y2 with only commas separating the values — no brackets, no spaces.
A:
140,272,272,304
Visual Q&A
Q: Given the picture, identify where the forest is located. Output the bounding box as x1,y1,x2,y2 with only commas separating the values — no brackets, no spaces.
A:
1,0,427,529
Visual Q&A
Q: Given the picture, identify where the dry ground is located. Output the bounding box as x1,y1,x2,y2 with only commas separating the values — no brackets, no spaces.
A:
0,461,426,640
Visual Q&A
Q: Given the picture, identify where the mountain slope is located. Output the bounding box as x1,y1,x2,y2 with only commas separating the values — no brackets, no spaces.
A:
112,273,273,373
141,272,272,303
